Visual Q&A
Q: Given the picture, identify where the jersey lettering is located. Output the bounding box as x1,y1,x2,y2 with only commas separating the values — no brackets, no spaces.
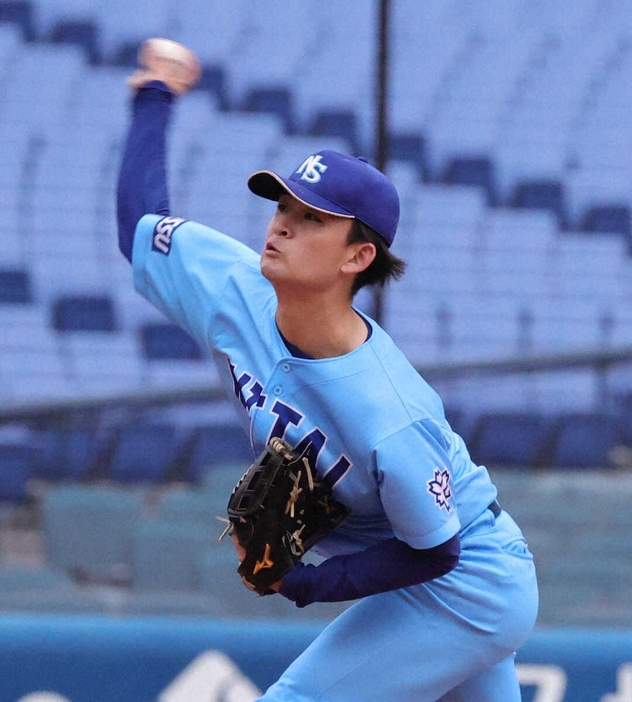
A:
228,359,251,408
268,399,303,442
227,359,353,486
152,216,185,255
323,455,352,488
296,155,328,184
294,428,326,467
245,381,267,411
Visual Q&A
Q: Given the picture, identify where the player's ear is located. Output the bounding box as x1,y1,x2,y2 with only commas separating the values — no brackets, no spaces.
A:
341,242,376,275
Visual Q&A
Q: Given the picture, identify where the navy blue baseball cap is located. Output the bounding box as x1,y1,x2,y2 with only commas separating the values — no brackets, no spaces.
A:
247,150,400,246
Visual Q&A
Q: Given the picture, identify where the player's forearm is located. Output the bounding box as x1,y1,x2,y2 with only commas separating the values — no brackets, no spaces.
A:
116,82,174,262
279,533,460,607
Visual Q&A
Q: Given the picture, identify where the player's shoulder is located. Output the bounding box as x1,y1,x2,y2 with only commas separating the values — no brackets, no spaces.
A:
365,323,447,422
137,214,258,263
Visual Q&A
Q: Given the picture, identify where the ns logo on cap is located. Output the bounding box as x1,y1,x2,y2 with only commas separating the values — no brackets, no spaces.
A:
296,155,328,184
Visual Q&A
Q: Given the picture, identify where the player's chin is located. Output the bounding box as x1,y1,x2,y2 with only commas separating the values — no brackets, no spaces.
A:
260,255,285,283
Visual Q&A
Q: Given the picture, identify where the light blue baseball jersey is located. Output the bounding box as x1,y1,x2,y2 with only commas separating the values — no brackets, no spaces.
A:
133,213,538,701
133,214,498,556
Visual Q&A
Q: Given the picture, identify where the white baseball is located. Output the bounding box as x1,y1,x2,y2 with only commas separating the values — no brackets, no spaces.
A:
137,38,202,94
142,38,196,65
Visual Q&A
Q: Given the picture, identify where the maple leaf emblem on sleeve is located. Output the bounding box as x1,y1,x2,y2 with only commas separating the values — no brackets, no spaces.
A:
427,467,453,512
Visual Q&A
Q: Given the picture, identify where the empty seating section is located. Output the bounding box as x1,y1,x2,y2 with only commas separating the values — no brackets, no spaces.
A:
1,3,632,412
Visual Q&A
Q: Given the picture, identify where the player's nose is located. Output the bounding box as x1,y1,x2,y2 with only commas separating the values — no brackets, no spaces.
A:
270,212,293,237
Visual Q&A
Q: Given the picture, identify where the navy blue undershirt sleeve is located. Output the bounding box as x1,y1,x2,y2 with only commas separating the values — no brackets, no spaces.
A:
279,533,460,607
116,81,175,262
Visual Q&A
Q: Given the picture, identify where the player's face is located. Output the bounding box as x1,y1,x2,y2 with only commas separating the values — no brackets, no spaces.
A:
261,194,356,293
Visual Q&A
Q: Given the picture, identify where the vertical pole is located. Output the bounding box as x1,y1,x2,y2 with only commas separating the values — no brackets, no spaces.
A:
373,0,390,325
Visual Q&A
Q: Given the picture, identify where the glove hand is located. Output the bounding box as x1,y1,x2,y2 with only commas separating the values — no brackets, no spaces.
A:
226,438,350,596
231,532,283,594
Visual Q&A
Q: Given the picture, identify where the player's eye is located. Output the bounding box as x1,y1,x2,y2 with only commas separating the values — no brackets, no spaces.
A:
277,202,288,213
305,210,322,223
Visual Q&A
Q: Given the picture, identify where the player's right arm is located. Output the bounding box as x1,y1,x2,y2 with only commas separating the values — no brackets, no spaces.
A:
116,77,273,355
116,81,174,262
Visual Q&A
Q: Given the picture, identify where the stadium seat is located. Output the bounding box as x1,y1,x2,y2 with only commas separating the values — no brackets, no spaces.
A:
469,412,549,467
580,204,631,243
388,133,427,180
155,488,227,527
131,521,214,592
195,64,229,111
510,179,568,229
140,323,203,360
0,269,32,303
242,86,295,133
42,485,144,582
0,1,35,41
0,442,35,503
49,20,100,65
177,424,253,484
31,427,98,482
0,566,108,614
108,421,179,484
52,295,117,332
0,566,73,591
309,109,360,154
548,412,622,468
441,156,497,206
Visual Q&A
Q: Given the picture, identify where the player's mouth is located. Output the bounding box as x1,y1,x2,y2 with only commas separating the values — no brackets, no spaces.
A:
264,241,280,255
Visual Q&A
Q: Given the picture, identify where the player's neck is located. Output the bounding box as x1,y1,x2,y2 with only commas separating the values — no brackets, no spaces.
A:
275,295,367,359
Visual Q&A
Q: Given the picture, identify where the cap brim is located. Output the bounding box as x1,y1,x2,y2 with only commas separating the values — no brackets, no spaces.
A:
247,170,354,219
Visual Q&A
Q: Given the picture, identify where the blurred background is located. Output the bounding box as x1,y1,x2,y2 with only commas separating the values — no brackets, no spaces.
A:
0,0,632,699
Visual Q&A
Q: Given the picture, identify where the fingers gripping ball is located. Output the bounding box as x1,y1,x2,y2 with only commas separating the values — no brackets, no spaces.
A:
128,38,202,95
225,438,350,596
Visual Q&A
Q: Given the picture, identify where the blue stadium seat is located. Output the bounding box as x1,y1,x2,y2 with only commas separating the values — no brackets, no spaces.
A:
548,412,621,468
0,443,35,503
52,295,117,332
195,64,229,111
580,204,631,244
0,1,35,41
441,156,497,206
155,488,227,527
388,133,427,180
31,428,98,482
42,485,144,582
108,421,179,483
180,424,253,484
140,323,203,360
510,179,568,229
469,412,549,467
0,566,74,591
243,86,295,133
0,565,108,613
49,20,100,65
309,109,360,154
0,269,32,303
131,521,214,592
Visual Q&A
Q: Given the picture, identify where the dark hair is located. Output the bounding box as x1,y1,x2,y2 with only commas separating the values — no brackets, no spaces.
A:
346,219,407,297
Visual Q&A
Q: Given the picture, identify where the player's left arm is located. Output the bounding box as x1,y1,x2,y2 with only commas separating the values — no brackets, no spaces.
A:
277,532,460,607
